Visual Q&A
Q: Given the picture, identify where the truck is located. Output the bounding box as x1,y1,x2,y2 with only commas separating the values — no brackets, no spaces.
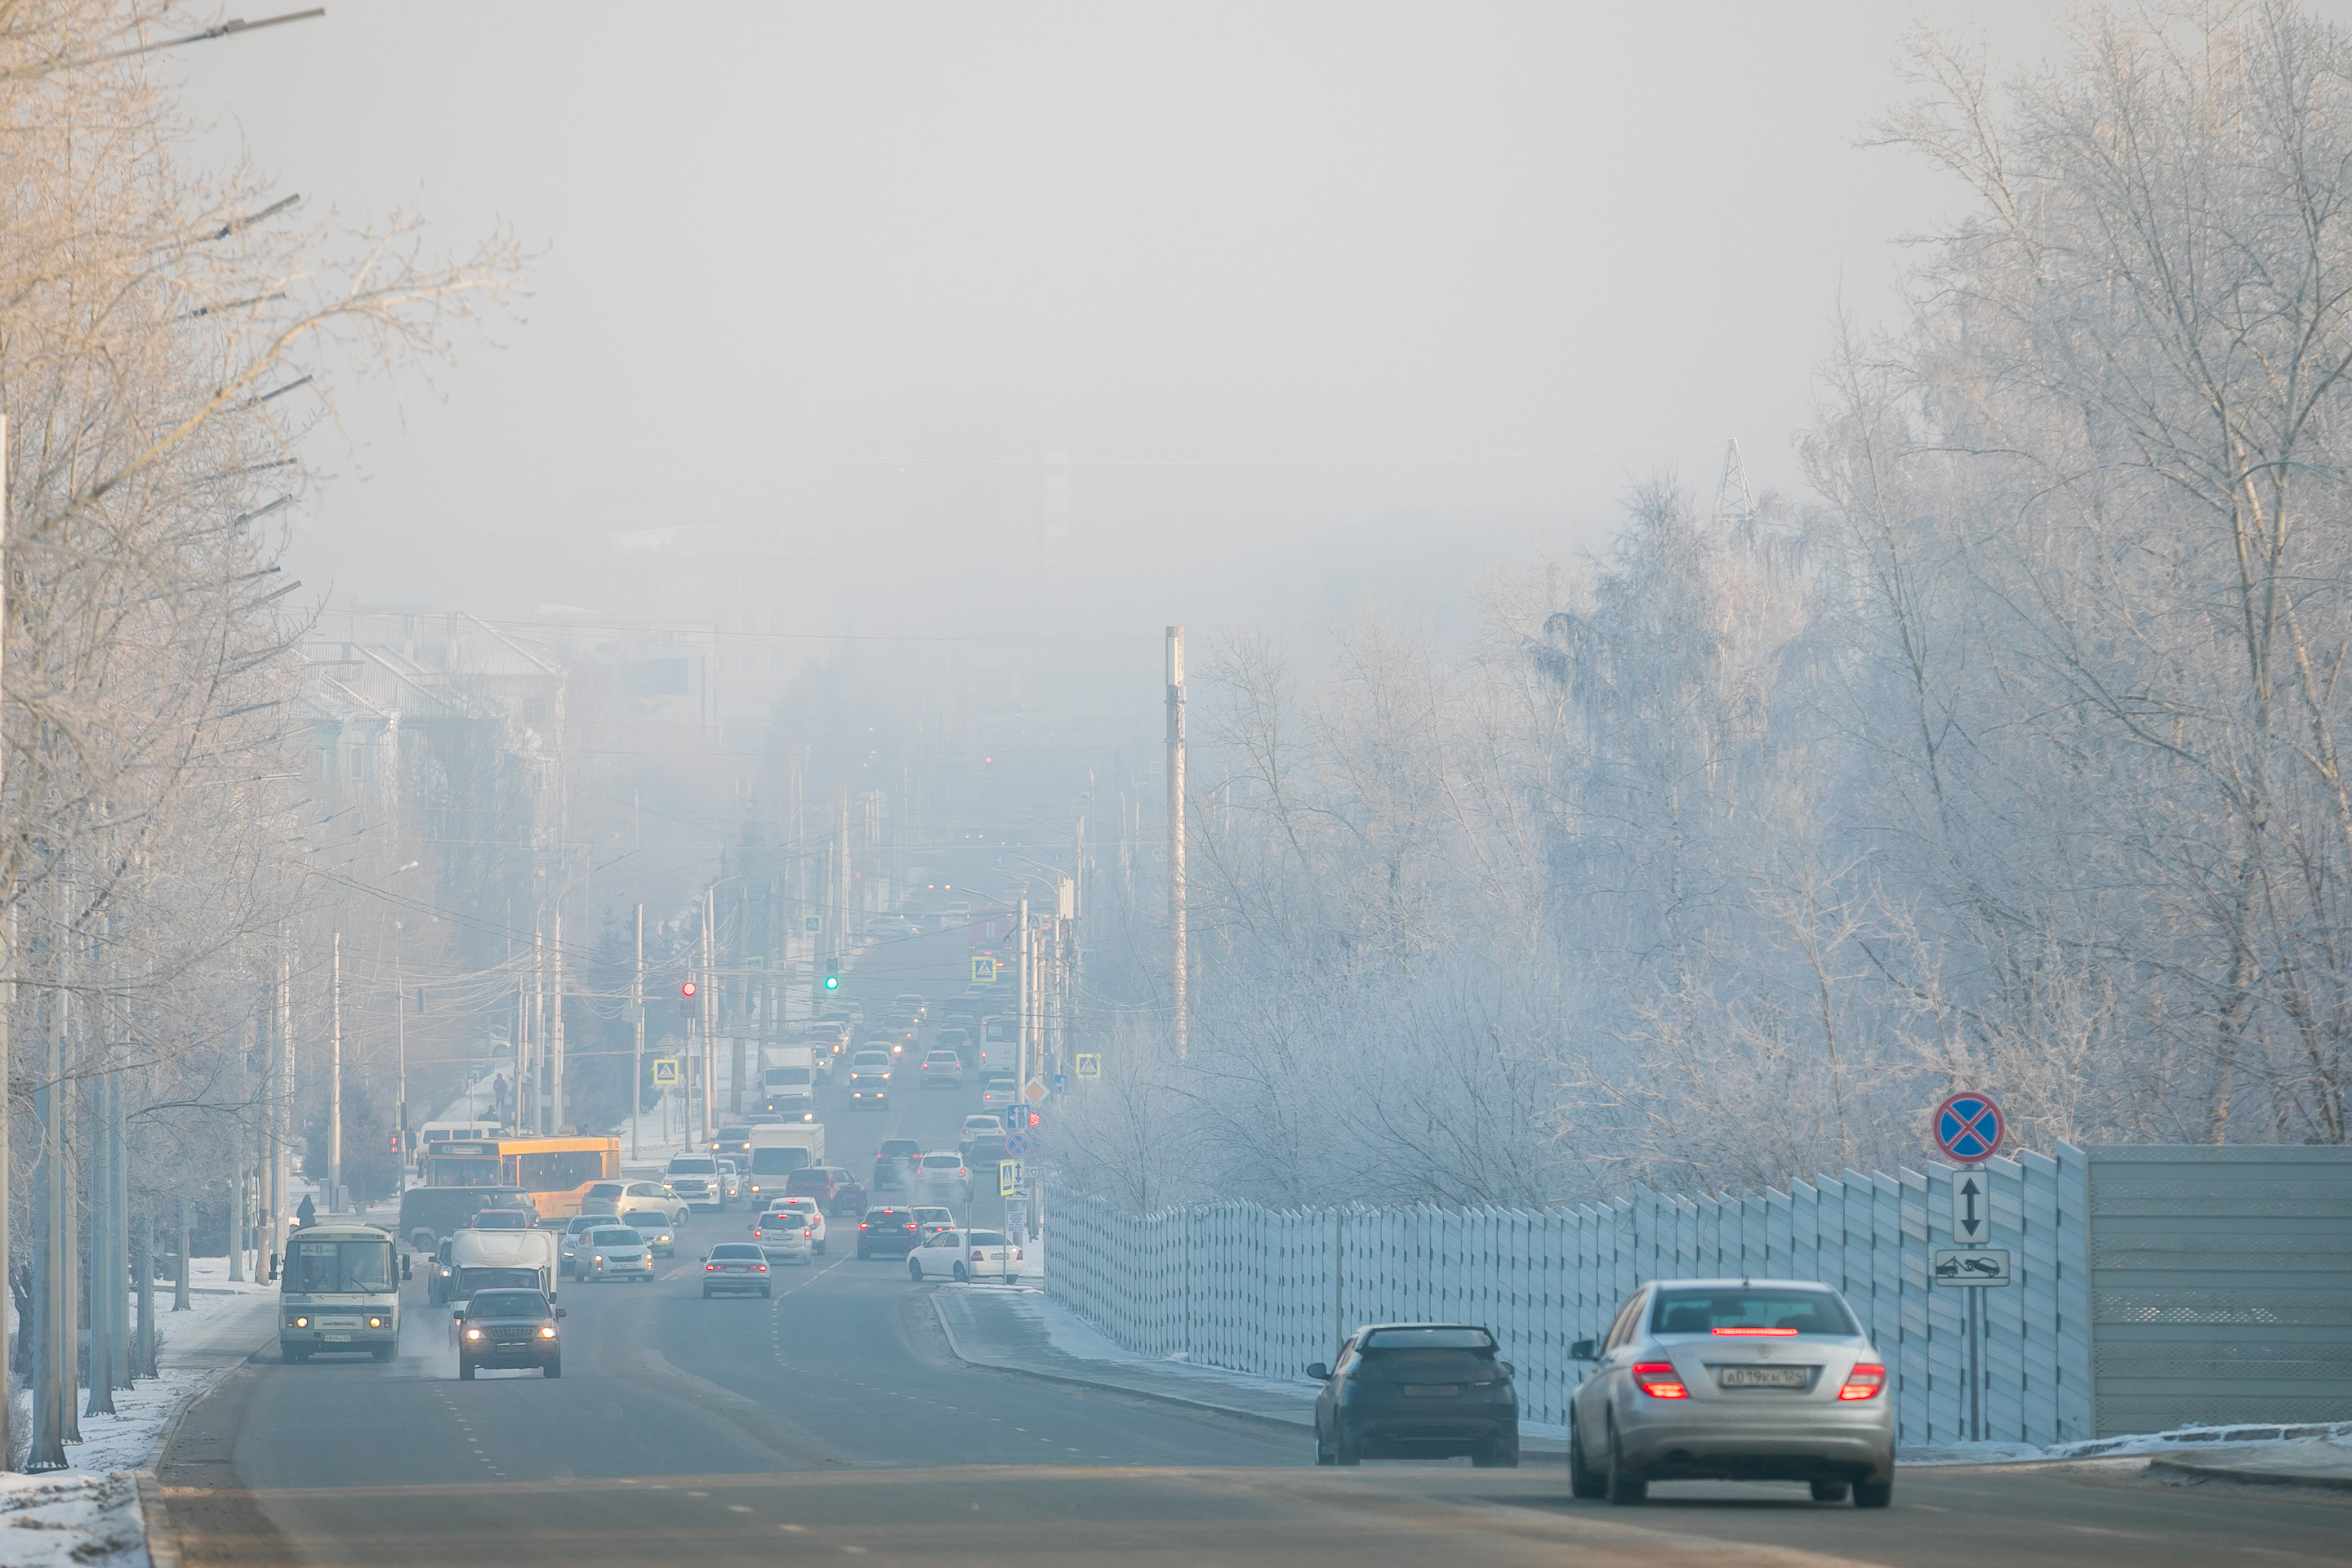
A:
761,1044,818,1105
448,1225,560,1305
281,1223,401,1363
744,1122,826,1205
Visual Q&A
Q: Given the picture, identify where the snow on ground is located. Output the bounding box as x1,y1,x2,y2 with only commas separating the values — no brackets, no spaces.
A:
1,1257,279,1567
1899,1419,2352,1466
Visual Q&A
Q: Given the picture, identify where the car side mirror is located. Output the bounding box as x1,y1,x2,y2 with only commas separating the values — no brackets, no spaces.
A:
452,1309,465,1321
1307,1362,1330,1381
555,1307,567,1319
1570,1339,1597,1362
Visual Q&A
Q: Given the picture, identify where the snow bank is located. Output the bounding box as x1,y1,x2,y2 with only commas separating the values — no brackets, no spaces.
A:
1899,1419,2352,1467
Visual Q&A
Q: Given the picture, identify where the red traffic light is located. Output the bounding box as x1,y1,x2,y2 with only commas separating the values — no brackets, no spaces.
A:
389,1134,400,1152
680,981,697,997
1027,1111,1041,1128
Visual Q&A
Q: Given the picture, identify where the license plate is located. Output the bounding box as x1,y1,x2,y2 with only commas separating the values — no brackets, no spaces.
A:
323,1334,353,1343
1400,1384,1459,1398
1718,1365,1809,1388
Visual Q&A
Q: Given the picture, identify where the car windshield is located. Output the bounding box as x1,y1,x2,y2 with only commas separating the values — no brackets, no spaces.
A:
1650,1288,1856,1336
590,1229,639,1246
468,1290,549,1317
668,1158,715,1174
472,1211,530,1229
920,1155,958,1168
286,1237,394,1294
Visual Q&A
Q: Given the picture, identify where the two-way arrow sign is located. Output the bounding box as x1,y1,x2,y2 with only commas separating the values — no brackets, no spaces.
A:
1950,1169,1989,1243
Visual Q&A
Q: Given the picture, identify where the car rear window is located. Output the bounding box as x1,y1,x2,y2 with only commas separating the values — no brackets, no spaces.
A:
1361,1327,1494,1350
920,1154,960,1168
1650,1288,1855,1336
880,1142,920,1157
710,1244,763,1258
968,1232,1009,1246
621,1212,669,1230
865,1209,907,1224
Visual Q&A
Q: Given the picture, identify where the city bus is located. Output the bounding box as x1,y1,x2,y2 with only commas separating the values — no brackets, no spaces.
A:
417,1135,623,1220
281,1223,400,1362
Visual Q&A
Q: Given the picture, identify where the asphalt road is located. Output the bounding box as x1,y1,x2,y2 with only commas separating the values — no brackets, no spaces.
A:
157,924,2352,1566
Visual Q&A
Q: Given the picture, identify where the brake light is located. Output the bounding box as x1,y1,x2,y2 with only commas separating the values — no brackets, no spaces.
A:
1712,1326,1797,1337
705,1263,719,1272
859,1223,869,1230
803,1229,813,1238
755,1264,768,1272
1632,1361,1688,1399
1838,1363,1886,1400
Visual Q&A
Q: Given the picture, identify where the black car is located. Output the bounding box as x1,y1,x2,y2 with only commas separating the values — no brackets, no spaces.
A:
454,1287,565,1379
855,1206,925,1259
1311,1323,1519,1468
873,1138,920,1191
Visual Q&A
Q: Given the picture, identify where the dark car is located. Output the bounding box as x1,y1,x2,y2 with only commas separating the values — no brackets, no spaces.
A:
398,1185,532,1254
873,1138,920,1190
1311,1324,1519,1468
965,1134,1010,1172
782,1166,866,1218
454,1287,565,1380
468,1209,536,1231
701,1241,773,1298
855,1206,926,1259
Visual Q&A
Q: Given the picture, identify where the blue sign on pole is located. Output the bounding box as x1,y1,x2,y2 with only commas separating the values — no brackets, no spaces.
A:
1052,1072,1068,1095
1932,1091,2005,1163
1006,1130,1031,1158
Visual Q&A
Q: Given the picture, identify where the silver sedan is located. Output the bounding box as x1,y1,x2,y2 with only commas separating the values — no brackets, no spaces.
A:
1567,1278,1895,1508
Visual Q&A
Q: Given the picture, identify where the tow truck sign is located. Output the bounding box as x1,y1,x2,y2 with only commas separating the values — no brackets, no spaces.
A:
1932,1248,2013,1287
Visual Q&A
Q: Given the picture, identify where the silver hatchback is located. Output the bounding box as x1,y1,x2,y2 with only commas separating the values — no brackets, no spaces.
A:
1568,1279,1895,1508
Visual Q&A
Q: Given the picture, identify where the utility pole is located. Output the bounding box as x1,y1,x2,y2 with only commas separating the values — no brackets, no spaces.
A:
552,908,567,1134
1166,625,1187,1061
87,1071,114,1417
395,956,408,1173
1018,896,1031,1094
0,427,9,1472
329,930,342,1210
632,904,645,1163
532,922,546,1135
702,886,716,1143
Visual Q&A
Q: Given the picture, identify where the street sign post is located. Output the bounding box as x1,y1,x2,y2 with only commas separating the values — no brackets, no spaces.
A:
999,1160,1019,1198
1931,1090,2006,1162
1949,1167,1992,1245
1932,1248,2013,1287
1075,1053,1102,1080
651,1058,682,1087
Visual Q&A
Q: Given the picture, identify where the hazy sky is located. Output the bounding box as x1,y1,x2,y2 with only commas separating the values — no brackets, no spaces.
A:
176,2,2109,654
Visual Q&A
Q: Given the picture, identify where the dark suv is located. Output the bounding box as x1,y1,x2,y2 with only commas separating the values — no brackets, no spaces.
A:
873,1138,920,1191
856,1206,925,1259
782,1165,866,1218
455,1288,565,1380
1311,1323,1519,1468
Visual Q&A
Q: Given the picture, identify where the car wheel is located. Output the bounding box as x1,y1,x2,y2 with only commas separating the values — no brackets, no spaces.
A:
1811,1481,1850,1503
284,1347,310,1364
702,1287,713,1298
760,1287,771,1298
858,1248,871,1260
1567,1413,1606,1499
1334,1424,1362,1466
1473,1432,1520,1468
909,1258,925,1281
1852,1478,1893,1509
546,1358,562,1379
1606,1423,1646,1505
815,1241,826,1255
458,1359,475,1381
1315,1421,1336,1466
953,1263,969,1283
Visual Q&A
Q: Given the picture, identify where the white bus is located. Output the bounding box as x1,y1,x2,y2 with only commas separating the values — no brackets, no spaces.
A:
281,1223,401,1363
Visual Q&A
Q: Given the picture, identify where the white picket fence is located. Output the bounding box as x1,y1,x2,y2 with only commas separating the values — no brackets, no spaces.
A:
1048,1143,2096,1446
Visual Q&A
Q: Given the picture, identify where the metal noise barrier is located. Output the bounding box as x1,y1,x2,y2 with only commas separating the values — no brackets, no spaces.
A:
1049,1143,2096,1446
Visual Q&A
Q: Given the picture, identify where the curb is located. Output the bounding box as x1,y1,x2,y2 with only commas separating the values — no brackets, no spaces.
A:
929,1292,1316,1437
131,1308,277,1568
2149,1453,2352,1492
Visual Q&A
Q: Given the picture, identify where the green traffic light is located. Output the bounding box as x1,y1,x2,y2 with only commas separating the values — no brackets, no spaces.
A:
824,974,839,990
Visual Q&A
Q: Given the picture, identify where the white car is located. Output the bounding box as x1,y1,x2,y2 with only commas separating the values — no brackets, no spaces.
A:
957,1115,1005,1154
907,1227,1022,1283
768,1197,828,1254
575,1223,654,1283
915,1151,971,1200
750,1209,815,1265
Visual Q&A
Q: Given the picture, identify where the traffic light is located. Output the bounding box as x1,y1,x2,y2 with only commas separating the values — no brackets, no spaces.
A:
389,1132,400,1154
823,966,839,991
680,980,699,1018
1026,1109,1041,1129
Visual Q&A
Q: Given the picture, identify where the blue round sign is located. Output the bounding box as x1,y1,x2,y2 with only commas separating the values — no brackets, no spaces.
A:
1933,1091,2005,1162
1006,1131,1031,1157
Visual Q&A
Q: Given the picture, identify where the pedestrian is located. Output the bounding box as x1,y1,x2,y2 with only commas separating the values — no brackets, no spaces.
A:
296,1192,317,1231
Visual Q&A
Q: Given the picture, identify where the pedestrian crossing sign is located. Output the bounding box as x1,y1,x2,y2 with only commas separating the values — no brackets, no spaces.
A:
652,1058,682,1086
972,956,999,982
1075,1053,1102,1080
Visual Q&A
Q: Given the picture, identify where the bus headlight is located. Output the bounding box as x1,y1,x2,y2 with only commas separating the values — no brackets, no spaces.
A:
367,1317,383,1329
290,1316,309,1329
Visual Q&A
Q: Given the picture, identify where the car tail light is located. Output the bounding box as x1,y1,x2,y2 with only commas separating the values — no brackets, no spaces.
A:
705,1263,719,1272
859,1223,869,1230
1838,1363,1886,1401
1712,1326,1797,1337
755,1264,768,1272
1632,1361,1689,1399
803,1229,813,1238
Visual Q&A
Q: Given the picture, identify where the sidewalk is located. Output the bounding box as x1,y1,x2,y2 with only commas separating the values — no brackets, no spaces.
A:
929,1285,1569,1454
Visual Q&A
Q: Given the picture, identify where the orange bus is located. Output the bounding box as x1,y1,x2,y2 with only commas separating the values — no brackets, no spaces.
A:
417,1136,622,1219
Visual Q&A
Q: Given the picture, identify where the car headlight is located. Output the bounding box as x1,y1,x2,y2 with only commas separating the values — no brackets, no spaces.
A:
290,1316,309,1328
540,1326,558,1339
465,1328,482,1340
367,1317,383,1329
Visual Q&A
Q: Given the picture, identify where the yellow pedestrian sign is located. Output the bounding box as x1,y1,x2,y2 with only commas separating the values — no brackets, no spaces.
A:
999,1160,1019,1198
1075,1053,1102,1080
651,1058,682,1087
972,956,999,982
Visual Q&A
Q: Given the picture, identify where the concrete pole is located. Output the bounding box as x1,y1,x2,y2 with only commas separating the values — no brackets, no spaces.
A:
175,1192,189,1312
87,1072,115,1416
135,1208,156,1379
632,904,644,1163
1166,626,1187,1062
395,956,408,1174
702,888,716,1144
552,909,566,1134
1018,898,1031,1094
328,931,342,1210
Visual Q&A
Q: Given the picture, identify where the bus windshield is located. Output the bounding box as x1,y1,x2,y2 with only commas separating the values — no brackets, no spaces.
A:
285,1237,394,1295
425,1157,501,1187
